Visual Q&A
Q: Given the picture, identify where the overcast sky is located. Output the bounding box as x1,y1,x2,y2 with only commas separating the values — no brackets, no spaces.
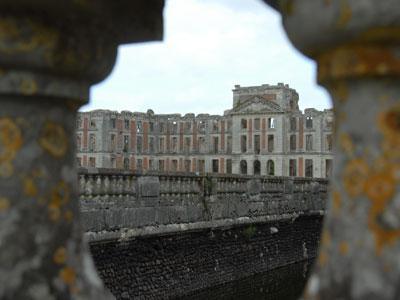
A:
83,0,332,115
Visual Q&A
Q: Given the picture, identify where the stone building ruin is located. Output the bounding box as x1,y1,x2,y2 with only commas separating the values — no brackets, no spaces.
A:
77,83,334,178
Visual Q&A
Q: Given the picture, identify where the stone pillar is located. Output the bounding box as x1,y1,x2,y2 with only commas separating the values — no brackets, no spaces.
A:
0,2,164,299
264,0,400,299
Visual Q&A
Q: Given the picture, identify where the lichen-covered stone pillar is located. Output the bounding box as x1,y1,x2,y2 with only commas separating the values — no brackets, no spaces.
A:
0,1,164,299
264,0,400,299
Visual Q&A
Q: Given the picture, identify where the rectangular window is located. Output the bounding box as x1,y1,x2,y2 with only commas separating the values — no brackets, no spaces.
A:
290,117,297,131
305,159,313,177
110,134,116,152
149,122,154,133
306,116,313,129
111,118,116,129
213,136,219,154
227,136,232,153
212,120,219,132
326,159,333,178
184,137,191,152
241,135,247,153
226,159,232,174
212,159,219,173
137,136,143,153
123,135,129,152
89,157,96,168
185,121,191,133
171,159,178,172
123,158,130,170
159,137,165,152
241,119,247,129
172,121,178,134
149,159,155,171
184,160,191,172
289,159,297,176
198,121,206,133
76,157,82,167
326,134,333,151
159,122,165,133
290,134,296,151
254,135,260,154
268,135,274,152
268,118,275,129
110,157,116,168
254,118,260,130
306,134,313,151
76,135,82,151
172,137,178,152
124,119,130,130
158,160,165,171
136,159,143,172
89,134,96,152
198,159,205,173
198,136,206,153
136,121,143,133
90,120,96,128
149,137,155,153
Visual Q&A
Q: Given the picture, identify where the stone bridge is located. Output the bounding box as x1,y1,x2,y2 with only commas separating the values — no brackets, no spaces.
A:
79,168,327,298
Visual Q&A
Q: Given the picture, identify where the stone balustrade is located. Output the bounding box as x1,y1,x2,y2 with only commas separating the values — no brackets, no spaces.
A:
78,168,327,240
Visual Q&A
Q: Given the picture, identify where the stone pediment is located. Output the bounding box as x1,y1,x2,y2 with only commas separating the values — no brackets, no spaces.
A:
232,95,282,114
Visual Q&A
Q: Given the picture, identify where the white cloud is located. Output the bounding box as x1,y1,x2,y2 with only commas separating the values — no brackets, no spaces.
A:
84,0,332,115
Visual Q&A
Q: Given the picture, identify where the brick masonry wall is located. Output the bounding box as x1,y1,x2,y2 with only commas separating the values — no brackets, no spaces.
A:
90,215,323,299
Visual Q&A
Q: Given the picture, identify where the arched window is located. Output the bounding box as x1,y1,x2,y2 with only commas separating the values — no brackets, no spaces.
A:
240,160,247,175
253,160,261,175
267,160,275,176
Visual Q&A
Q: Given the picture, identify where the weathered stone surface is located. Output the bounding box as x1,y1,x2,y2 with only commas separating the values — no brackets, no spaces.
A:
79,169,328,238
265,0,400,299
0,1,165,299
90,215,323,299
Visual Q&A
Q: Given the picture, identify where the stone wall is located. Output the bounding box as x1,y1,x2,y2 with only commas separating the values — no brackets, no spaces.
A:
79,168,327,298
90,215,323,299
79,168,327,241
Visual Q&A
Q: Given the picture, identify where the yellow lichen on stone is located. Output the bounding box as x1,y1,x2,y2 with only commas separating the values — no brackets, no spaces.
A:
20,79,38,95
332,190,342,214
321,230,331,246
59,266,76,286
378,105,400,160
0,118,23,162
336,0,352,28
48,181,70,222
343,158,369,198
64,210,73,222
23,177,38,197
0,17,58,56
53,247,67,265
48,205,61,221
0,197,10,212
338,241,349,255
365,167,400,254
317,250,328,267
39,121,68,158
364,171,396,204
0,118,22,177
339,133,354,156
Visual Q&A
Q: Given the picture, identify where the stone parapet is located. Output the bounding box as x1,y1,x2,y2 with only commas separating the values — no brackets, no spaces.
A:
78,168,327,239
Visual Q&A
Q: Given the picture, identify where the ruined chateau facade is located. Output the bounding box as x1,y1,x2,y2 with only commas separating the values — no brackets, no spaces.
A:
76,83,334,178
